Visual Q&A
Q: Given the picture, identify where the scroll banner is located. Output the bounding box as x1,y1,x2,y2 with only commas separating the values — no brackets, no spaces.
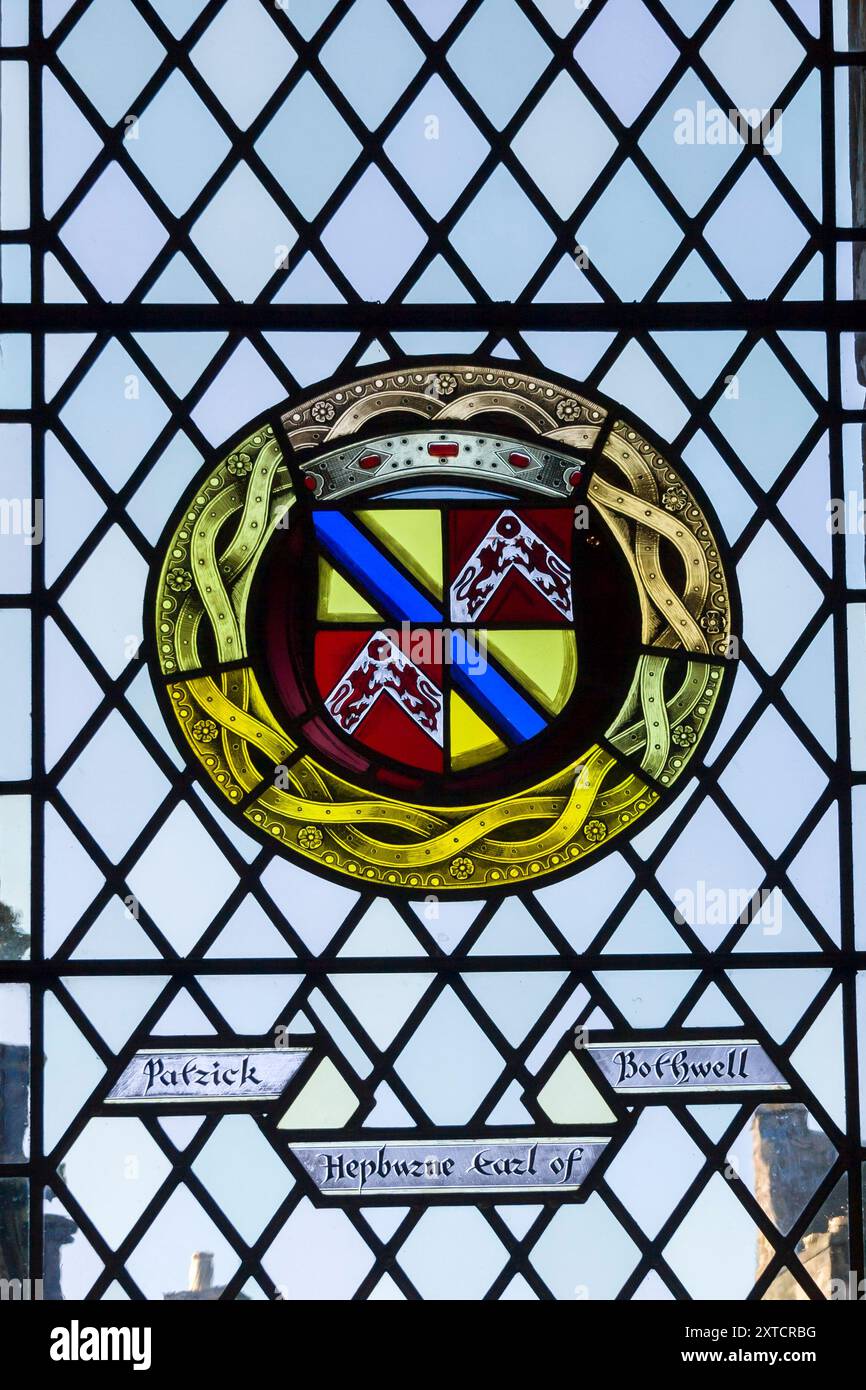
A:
106,1048,312,1104
586,1040,788,1095
290,1138,609,1197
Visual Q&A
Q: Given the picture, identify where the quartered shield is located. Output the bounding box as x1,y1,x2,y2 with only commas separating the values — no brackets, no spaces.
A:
262,428,640,803
152,365,735,893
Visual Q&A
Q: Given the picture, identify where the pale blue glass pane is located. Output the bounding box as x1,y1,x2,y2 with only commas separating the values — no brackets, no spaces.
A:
1,0,28,44
513,72,616,218
58,0,166,126
59,711,170,863
42,0,77,35
720,708,828,858
392,330,485,355
529,0,584,37
143,253,216,306
660,250,728,302
843,424,866,587
0,424,33,593
127,804,239,957
147,0,210,38
848,605,866,770
263,329,358,388
575,0,677,127
770,69,822,214
190,341,284,444
271,252,345,305
680,432,753,542
128,433,203,545
700,0,806,116
321,0,423,130
523,327,614,383
262,1199,374,1300
0,334,31,407
451,166,555,299
404,0,468,39
129,1189,242,1301
639,73,742,217
322,166,426,299
384,75,489,220
128,72,231,217
398,1209,507,1298
1,246,30,303
192,1117,294,1244
285,0,339,41
58,526,149,680
651,329,744,398
403,255,473,303
59,340,171,491
0,611,31,779
191,164,297,302
256,74,362,220
855,791,866,946
1,62,29,229
738,523,823,675
59,164,168,302
779,435,833,578
531,1196,640,1299
835,68,856,227
663,0,718,35
657,799,762,925
704,163,810,299
787,0,820,36
42,69,101,221
62,1118,172,1249
132,330,227,399
599,341,689,439
664,1175,758,1299
448,0,551,131
606,1110,704,1238
396,988,503,1122
709,342,818,488
0,797,30,953
192,0,296,130
577,161,681,299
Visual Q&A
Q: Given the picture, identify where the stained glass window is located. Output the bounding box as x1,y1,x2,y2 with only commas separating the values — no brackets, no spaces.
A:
1,0,865,1319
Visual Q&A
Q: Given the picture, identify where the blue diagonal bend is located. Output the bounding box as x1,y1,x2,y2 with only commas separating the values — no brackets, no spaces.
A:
314,511,548,744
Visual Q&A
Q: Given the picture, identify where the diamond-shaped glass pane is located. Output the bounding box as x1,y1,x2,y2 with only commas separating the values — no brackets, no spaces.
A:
448,0,552,131
58,0,165,126
320,0,423,130
192,0,297,130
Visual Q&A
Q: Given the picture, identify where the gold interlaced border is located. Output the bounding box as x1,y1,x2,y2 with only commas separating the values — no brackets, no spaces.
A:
151,368,734,894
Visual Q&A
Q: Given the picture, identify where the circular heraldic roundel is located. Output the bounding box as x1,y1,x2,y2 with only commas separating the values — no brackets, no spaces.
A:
148,363,737,896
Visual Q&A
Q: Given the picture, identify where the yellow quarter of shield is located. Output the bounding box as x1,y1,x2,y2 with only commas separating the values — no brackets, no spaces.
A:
450,691,507,771
317,558,382,622
485,630,577,715
357,509,443,599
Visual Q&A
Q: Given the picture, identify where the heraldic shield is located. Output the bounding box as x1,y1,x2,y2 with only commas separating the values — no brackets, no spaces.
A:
305,500,582,780
151,364,736,894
